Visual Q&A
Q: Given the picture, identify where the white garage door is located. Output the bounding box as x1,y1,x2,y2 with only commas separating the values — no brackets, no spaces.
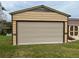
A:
17,22,64,45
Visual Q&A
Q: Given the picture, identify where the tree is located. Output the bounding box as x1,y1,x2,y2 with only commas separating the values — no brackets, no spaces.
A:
0,20,12,35
0,2,7,35
0,2,6,21
6,22,12,34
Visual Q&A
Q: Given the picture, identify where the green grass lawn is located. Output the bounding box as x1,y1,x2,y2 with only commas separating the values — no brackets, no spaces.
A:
0,35,79,58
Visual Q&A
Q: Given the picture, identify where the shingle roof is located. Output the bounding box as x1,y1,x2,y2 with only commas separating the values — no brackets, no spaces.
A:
68,18,79,25
10,5,71,17
69,18,79,20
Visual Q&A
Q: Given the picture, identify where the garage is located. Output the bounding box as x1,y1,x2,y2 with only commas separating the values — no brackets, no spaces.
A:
10,5,70,45
17,21,64,45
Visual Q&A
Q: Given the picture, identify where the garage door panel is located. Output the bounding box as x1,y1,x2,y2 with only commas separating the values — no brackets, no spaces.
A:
19,34,63,37
19,37,63,43
17,22,63,45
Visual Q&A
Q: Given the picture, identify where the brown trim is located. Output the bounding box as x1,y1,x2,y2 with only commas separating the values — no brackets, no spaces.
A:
13,20,68,22
15,20,65,45
66,17,68,42
67,25,69,42
13,34,16,35
16,22,18,45
63,22,65,43
16,20,66,22
12,14,13,45
64,33,68,34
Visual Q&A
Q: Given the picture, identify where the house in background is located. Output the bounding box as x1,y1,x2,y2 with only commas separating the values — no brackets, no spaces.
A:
10,5,70,45
68,18,79,41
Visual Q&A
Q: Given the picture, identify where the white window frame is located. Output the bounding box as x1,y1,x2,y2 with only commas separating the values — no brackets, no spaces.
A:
69,25,78,36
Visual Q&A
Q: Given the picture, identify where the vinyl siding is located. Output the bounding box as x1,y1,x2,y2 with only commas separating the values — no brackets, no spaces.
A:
65,22,67,33
13,21,16,34
13,11,67,21
13,36,16,45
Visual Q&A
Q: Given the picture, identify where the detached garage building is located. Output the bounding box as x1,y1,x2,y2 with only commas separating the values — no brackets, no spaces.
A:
10,5,70,45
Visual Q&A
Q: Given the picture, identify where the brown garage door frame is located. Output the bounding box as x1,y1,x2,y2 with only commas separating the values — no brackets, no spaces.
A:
16,20,65,45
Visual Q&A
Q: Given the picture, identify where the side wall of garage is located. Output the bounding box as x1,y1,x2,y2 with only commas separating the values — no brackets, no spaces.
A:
12,11,68,45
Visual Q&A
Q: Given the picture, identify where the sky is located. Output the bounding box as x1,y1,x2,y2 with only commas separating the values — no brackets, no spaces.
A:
1,1,79,21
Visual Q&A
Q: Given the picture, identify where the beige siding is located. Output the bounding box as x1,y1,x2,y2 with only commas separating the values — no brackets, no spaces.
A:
13,11,67,21
13,21,16,45
13,21,16,34
64,22,68,43
65,34,67,43
65,22,68,33
13,36,16,45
